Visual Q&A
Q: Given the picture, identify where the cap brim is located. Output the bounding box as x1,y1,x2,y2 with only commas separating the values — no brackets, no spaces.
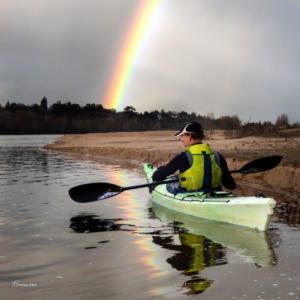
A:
174,131,184,137
174,130,194,137
174,123,189,137
174,122,203,138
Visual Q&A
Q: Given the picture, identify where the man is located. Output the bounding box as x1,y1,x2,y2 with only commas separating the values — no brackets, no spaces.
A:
152,122,235,194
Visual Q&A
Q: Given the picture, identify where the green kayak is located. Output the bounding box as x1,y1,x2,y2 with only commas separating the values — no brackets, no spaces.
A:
144,163,276,231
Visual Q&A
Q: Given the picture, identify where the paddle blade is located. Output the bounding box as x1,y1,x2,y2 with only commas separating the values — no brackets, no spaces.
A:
239,155,283,174
69,183,123,203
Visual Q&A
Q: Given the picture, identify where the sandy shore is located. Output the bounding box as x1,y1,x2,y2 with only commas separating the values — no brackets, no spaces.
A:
43,131,300,203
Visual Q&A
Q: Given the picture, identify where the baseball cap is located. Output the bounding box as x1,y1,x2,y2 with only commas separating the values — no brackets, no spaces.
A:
174,122,204,137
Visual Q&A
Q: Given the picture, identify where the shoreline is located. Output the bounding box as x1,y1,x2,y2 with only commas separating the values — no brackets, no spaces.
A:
43,131,300,203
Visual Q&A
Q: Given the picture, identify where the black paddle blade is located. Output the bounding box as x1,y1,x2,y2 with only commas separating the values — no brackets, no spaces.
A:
69,183,123,203
239,155,283,174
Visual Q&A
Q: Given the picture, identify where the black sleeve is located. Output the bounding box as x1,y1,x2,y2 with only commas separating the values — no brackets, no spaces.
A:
219,153,236,190
152,152,189,181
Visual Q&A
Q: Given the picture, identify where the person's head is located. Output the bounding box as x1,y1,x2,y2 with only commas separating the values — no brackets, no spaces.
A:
175,122,204,147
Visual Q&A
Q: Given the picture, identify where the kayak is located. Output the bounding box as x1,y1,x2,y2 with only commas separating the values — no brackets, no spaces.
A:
144,163,276,231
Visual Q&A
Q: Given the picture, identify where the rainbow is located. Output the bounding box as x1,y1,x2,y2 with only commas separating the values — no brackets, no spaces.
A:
102,0,161,111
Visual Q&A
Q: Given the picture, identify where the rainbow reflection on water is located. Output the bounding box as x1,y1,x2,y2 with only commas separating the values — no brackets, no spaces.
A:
104,168,168,279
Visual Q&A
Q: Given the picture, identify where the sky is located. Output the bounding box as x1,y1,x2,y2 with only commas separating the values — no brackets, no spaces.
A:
0,0,299,123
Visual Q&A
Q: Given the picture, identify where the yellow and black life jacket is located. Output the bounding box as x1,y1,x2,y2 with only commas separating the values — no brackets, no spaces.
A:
178,143,222,191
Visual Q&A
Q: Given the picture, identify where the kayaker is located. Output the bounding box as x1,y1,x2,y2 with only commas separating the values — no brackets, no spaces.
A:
152,122,236,194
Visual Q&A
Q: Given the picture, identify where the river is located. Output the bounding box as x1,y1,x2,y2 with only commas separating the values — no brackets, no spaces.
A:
0,135,299,300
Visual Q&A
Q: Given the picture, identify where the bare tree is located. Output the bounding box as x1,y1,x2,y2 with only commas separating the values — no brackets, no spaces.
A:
276,114,289,128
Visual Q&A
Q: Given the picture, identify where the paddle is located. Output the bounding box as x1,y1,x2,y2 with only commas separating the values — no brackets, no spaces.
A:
229,155,283,174
69,155,282,203
69,179,179,203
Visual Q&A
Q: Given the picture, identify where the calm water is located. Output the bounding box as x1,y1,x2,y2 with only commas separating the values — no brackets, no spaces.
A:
0,135,300,300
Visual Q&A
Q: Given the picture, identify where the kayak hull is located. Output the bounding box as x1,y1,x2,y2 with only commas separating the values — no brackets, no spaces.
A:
144,164,276,231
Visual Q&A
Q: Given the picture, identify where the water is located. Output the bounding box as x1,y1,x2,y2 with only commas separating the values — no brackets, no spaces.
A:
0,135,300,300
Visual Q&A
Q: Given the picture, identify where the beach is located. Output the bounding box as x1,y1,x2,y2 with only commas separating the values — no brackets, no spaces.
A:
43,130,300,203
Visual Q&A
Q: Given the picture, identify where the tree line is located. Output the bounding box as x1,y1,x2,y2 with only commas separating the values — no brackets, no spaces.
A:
0,98,297,135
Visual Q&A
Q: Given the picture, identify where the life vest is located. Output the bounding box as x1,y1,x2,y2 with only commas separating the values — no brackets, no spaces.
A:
178,143,222,191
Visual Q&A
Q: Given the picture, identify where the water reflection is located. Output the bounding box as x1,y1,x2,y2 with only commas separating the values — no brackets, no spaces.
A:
69,214,137,233
275,202,300,226
151,202,277,266
109,170,171,278
152,230,225,295
105,170,143,222
149,201,278,295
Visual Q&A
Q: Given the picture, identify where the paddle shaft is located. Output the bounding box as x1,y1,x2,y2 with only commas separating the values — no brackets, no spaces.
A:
230,169,245,174
122,164,260,190
123,169,239,190
122,178,179,192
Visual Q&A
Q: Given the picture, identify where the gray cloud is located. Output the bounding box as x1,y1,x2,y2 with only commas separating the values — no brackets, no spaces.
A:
0,0,137,102
0,0,299,122
127,0,300,122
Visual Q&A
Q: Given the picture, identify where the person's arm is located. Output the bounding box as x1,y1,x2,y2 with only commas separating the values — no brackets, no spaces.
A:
219,153,236,190
152,152,189,181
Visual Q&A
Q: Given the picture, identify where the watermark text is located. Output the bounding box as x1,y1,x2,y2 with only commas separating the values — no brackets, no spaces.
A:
12,280,37,288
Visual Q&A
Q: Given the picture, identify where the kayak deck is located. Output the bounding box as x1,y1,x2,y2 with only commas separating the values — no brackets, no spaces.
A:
144,164,276,231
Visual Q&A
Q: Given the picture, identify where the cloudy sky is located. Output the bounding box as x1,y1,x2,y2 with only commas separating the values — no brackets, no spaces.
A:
0,0,299,123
